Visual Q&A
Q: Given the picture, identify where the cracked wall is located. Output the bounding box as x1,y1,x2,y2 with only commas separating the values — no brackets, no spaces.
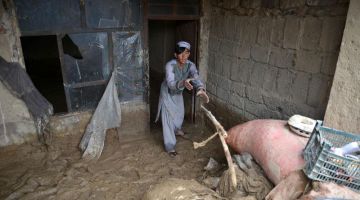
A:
205,0,348,128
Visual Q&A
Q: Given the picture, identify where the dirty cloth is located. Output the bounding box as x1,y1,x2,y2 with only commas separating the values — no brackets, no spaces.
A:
0,57,53,145
79,72,121,160
217,153,273,200
155,59,203,152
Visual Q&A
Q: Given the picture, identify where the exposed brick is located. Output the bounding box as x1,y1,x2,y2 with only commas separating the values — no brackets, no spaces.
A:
307,74,331,107
220,40,235,57
300,17,322,50
231,82,246,97
263,95,285,111
234,16,246,43
245,99,268,117
280,0,306,9
234,44,251,59
230,59,253,84
249,62,266,88
216,85,230,101
290,71,310,104
241,0,262,9
246,86,263,103
221,55,234,78
214,54,223,75
295,50,322,73
320,17,346,51
230,93,245,109
224,14,236,40
269,47,295,68
257,18,273,47
263,66,278,92
208,52,216,73
276,69,295,98
251,45,270,63
244,111,258,120
206,82,216,96
216,75,232,91
321,53,339,75
209,37,221,52
271,18,285,47
284,17,301,49
242,17,258,46
306,0,337,6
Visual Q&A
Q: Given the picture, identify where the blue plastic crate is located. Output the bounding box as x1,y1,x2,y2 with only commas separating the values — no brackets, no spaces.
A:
303,121,360,192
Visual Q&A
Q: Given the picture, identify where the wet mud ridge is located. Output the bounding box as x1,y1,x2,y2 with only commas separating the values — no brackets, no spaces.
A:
0,125,223,200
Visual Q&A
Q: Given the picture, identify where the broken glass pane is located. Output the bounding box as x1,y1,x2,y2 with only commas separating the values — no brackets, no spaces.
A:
14,0,81,32
85,0,141,28
62,33,110,84
65,84,106,111
112,31,144,102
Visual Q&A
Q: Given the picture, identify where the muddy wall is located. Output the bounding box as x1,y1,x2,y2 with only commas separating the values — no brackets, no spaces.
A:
0,0,37,147
205,0,348,128
324,0,360,134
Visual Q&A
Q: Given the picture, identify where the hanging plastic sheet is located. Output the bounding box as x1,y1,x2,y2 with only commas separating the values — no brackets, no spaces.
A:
79,32,143,159
79,72,121,160
0,57,53,143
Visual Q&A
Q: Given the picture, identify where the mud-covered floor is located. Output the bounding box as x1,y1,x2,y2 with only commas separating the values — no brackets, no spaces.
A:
0,123,224,200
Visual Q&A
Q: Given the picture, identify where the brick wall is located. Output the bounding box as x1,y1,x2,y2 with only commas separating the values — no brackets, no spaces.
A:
205,0,348,128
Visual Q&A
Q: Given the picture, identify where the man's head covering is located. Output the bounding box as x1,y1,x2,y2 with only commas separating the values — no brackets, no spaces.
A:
177,41,191,50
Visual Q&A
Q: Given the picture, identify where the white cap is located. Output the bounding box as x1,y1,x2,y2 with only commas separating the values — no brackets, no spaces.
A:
177,41,191,50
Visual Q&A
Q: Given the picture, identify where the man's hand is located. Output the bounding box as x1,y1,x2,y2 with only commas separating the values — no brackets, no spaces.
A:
184,78,194,90
196,89,209,103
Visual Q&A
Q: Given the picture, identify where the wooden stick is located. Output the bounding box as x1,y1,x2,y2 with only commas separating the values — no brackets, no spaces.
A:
200,105,237,188
193,131,219,149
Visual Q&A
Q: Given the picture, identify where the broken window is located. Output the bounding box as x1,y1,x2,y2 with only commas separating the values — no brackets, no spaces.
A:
85,0,141,28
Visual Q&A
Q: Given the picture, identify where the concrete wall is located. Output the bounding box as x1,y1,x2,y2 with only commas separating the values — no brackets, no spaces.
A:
205,0,348,128
324,0,360,134
0,0,37,147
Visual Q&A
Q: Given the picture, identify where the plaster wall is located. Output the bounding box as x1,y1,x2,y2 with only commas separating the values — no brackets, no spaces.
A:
205,0,348,128
0,0,37,147
324,0,360,134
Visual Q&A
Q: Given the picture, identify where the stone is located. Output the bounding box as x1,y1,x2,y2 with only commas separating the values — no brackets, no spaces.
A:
231,82,246,97
263,66,278,92
295,50,322,73
230,59,253,84
284,17,301,49
251,45,270,63
290,71,310,104
242,17,258,46
234,16,246,43
230,93,245,109
234,44,251,59
244,99,268,118
216,85,230,102
276,69,295,98
206,82,216,95
300,17,322,50
209,37,221,52
269,47,295,68
280,0,306,9
321,53,339,75
271,18,285,47
249,62,267,88
307,74,331,107
241,0,262,9
246,86,263,103
221,55,233,78
306,0,337,6
220,39,235,57
320,17,346,51
257,18,273,47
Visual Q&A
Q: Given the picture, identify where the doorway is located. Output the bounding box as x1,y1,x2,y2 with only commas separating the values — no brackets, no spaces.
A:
21,35,67,113
148,20,198,126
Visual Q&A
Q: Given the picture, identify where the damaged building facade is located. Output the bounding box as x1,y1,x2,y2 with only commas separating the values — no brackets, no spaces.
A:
0,0,359,148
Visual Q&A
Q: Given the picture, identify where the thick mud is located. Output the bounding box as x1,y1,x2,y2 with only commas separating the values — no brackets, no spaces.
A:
0,124,224,200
